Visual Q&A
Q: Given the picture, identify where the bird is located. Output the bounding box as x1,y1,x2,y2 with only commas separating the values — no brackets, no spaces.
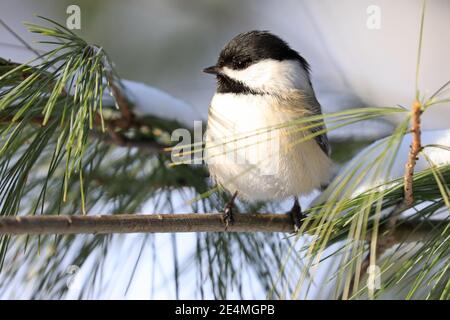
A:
203,30,332,231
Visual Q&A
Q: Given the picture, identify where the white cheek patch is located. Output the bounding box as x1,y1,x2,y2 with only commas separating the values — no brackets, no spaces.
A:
222,59,312,94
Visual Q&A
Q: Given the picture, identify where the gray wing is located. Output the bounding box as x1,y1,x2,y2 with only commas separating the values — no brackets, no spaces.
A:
305,95,331,157
311,125,330,156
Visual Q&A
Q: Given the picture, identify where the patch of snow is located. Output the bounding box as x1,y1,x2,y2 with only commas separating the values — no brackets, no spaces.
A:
328,118,395,142
121,79,203,128
345,129,450,196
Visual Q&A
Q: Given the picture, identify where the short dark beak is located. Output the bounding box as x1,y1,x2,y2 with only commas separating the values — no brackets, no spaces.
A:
203,65,220,75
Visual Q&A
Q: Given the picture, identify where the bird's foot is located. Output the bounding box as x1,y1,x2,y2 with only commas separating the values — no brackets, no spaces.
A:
222,191,238,231
287,197,303,234
223,205,234,230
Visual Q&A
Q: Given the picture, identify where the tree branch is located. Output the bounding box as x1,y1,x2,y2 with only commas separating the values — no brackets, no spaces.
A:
380,101,423,255
0,115,166,152
350,100,425,298
105,73,134,129
0,213,442,236
404,100,422,207
0,213,292,234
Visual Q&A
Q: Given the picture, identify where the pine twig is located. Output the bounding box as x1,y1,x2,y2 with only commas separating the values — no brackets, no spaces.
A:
348,101,424,297
106,74,134,129
387,101,423,232
404,100,423,207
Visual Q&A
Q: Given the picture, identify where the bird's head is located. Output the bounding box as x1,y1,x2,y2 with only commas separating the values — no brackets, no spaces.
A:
204,30,311,94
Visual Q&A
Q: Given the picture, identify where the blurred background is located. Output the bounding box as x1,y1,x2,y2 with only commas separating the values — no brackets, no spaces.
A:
0,0,449,299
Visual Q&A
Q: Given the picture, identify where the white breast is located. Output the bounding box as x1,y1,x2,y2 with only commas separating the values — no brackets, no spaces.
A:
205,92,332,202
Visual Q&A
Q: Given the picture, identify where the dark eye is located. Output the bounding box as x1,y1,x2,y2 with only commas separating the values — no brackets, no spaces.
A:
233,58,250,69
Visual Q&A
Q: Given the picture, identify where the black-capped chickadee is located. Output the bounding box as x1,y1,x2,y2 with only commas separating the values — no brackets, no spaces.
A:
203,31,332,231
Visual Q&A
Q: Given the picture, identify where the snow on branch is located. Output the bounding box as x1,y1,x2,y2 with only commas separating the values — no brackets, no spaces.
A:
115,79,203,128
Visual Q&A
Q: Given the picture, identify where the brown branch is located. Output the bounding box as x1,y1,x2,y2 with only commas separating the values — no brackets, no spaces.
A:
373,102,423,256
0,214,442,236
106,74,134,129
348,101,424,298
404,100,422,207
0,115,166,153
380,101,423,253
0,213,293,234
